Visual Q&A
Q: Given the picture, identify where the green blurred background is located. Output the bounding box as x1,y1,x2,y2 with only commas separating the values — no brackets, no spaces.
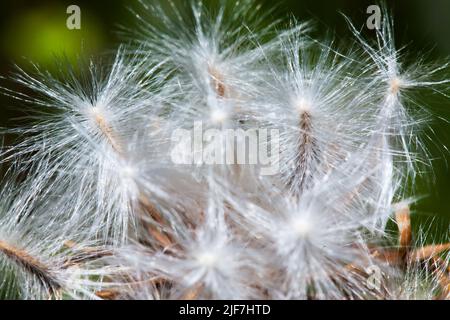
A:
0,0,448,241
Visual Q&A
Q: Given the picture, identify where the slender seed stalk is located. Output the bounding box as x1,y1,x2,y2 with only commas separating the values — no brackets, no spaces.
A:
93,111,124,155
208,65,227,99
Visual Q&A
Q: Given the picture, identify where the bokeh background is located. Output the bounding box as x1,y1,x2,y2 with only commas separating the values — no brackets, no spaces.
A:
0,0,448,241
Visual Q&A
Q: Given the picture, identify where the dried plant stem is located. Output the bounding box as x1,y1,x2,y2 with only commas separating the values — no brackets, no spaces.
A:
95,276,166,300
62,240,113,267
138,196,174,248
95,289,120,300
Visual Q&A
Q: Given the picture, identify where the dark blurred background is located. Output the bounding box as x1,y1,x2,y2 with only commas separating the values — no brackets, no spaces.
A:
0,0,448,241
